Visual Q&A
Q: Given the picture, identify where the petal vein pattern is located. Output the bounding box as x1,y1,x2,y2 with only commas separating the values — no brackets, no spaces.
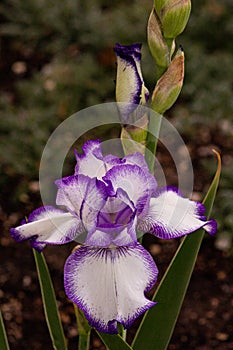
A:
64,243,158,333
138,188,217,239
56,174,108,232
10,206,84,251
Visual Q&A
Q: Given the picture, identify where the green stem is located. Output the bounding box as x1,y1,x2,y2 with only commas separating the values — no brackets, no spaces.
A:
156,65,167,80
145,110,162,174
73,304,91,350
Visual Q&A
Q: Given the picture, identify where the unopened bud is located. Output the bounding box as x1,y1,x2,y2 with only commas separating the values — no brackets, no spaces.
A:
151,47,184,114
154,0,166,15
159,0,191,39
147,8,170,69
114,43,149,123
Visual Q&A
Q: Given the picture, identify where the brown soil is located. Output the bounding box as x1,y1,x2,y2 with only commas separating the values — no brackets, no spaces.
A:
1,214,233,350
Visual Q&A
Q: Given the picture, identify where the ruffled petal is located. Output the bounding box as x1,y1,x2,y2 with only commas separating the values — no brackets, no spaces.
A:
74,141,152,181
74,140,120,179
104,164,156,215
138,187,217,239
10,206,83,251
123,152,151,173
64,243,158,333
56,175,107,231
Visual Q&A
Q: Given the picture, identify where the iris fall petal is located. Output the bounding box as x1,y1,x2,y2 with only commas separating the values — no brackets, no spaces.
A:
64,242,158,333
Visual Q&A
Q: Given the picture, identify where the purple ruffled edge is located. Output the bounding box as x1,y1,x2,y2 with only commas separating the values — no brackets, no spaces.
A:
151,186,217,237
64,242,158,333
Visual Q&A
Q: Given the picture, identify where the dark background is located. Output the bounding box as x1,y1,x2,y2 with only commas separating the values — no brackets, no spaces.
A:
0,0,233,349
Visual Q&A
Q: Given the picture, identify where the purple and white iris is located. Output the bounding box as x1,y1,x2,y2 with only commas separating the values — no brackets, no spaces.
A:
10,140,216,334
114,43,149,122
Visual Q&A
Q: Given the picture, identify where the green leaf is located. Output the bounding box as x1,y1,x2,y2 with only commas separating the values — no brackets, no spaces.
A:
33,249,67,350
0,309,10,350
132,151,221,350
97,332,133,350
73,304,91,350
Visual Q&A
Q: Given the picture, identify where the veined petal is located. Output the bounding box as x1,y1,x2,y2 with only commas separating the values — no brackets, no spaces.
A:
64,243,158,333
10,206,83,251
138,187,217,239
56,174,90,215
56,175,107,231
74,140,120,179
104,164,156,215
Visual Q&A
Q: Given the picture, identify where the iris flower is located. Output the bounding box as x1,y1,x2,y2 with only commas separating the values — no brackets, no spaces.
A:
10,140,216,333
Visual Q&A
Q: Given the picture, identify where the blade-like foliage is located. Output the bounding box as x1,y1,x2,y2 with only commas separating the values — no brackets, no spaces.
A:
33,249,67,350
132,151,221,350
0,310,10,350
97,331,133,350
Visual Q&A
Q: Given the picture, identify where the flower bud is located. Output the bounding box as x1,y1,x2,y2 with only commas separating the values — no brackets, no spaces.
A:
151,47,184,114
153,0,166,15
147,8,170,69
159,0,191,39
114,43,149,123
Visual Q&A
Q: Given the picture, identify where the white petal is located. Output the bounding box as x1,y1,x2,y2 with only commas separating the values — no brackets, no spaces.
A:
138,188,217,239
74,140,120,179
56,175,107,231
64,243,158,333
104,164,156,214
56,175,90,215
74,140,107,179
10,206,83,251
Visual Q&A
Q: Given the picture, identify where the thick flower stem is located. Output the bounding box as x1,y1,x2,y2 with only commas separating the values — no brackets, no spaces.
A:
156,65,167,80
145,111,162,174
74,304,91,350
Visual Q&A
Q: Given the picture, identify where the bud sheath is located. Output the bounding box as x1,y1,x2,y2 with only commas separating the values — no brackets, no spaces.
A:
151,47,184,114
147,8,170,69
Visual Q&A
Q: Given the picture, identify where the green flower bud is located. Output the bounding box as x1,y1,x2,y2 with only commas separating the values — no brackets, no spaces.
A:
147,8,170,69
160,0,191,39
154,0,166,15
151,47,184,114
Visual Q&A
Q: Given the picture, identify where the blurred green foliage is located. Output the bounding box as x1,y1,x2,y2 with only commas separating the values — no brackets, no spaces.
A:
0,0,232,249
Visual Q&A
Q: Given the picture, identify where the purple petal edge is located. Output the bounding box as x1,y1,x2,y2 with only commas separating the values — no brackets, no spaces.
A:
114,43,142,61
153,186,208,218
64,243,158,334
